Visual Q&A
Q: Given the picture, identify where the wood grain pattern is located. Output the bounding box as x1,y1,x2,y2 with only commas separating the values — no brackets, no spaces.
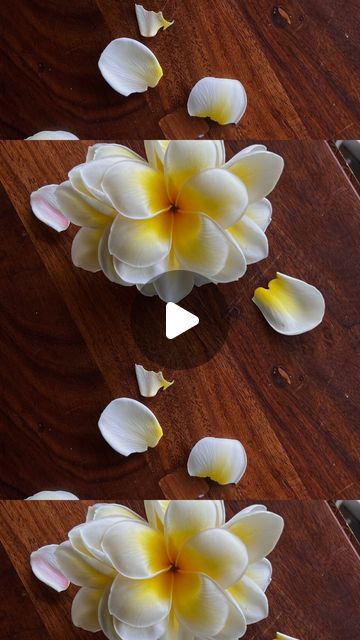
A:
0,140,359,499
0,0,359,139
0,500,359,639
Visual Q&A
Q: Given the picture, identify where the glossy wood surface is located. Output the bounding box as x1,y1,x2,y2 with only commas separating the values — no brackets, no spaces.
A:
0,0,359,139
0,140,359,499
0,500,359,639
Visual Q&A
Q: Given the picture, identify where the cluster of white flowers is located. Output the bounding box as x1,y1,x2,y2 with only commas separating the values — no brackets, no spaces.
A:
31,140,283,304
31,500,284,640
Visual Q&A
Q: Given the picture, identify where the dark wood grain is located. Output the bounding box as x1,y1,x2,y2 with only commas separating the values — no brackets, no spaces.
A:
0,140,359,499
0,500,359,639
0,0,359,139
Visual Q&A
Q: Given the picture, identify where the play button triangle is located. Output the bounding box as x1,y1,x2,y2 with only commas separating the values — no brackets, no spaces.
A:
166,302,199,339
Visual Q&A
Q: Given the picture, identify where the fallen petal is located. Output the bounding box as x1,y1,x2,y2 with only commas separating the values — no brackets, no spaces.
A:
98,38,163,96
135,4,174,37
187,437,247,485
98,398,163,456
253,272,325,335
30,544,70,592
275,634,300,640
25,131,79,140
135,364,174,397
187,77,247,125
26,491,79,500
30,185,70,232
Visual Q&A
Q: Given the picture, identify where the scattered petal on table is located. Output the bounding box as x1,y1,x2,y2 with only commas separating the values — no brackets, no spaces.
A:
135,4,174,37
135,364,174,397
253,272,325,335
187,437,247,485
98,398,163,456
187,77,247,125
99,38,163,96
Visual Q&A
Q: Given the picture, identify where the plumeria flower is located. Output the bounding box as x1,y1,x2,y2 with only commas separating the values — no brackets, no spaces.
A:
31,500,284,640
30,141,284,303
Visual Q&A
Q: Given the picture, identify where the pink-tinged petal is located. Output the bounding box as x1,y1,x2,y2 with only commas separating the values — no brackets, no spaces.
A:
30,544,70,592
30,185,70,232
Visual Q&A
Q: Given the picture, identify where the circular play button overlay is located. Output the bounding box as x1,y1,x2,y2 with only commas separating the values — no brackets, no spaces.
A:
131,281,230,370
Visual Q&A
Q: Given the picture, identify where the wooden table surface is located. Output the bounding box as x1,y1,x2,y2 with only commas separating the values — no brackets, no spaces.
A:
0,0,359,139
0,500,359,640
0,140,359,500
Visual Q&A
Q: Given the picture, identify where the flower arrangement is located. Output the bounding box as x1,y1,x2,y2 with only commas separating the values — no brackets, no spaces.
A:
31,140,284,304
31,500,284,639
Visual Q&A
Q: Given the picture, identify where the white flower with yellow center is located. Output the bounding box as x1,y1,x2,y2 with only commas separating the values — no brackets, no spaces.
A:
30,141,284,303
31,500,284,640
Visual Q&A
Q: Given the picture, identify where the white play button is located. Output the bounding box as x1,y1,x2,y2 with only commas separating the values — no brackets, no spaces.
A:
166,302,199,339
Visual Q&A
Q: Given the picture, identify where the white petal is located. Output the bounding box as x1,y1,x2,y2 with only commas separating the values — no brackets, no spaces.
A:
109,212,172,268
144,140,170,170
56,181,110,227
26,490,78,500
135,4,174,37
99,585,121,640
177,168,248,228
109,572,172,627
75,517,139,562
114,618,166,640
137,281,157,297
187,77,247,125
71,227,103,272
229,575,268,624
144,501,170,531
98,224,133,285
98,398,163,456
229,216,268,265
55,541,113,587
187,437,247,485
245,558,272,592
87,503,145,523
224,510,284,563
173,212,229,278
244,198,272,231
30,544,70,592
164,500,224,560
102,520,170,578
99,38,163,96
135,364,174,397
253,272,325,335
177,528,248,588
87,143,144,163
213,141,226,166
71,587,102,631
173,573,230,637
224,150,284,204
30,185,70,232
114,258,168,285
76,157,126,202
275,634,300,640
102,160,169,219
211,594,247,640
67,166,115,216
25,131,78,140
154,271,195,303
164,140,220,198
211,235,246,283
234,144,267,158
